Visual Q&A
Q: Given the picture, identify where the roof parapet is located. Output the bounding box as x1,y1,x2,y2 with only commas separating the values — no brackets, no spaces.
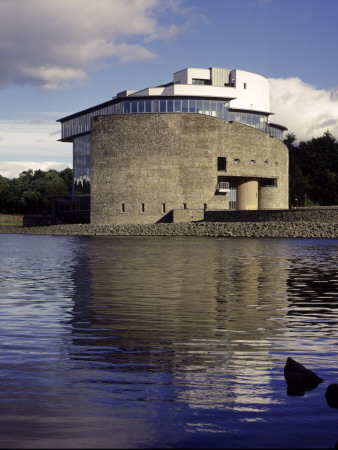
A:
116,90,136,98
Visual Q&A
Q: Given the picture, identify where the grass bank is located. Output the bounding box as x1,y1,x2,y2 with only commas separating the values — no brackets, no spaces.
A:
0,214,23,226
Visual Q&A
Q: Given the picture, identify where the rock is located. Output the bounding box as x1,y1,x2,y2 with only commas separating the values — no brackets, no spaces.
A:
325,384,338,408
284,357,323,395
0,221,337,238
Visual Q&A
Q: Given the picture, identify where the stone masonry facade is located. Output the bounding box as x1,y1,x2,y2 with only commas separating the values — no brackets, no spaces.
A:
90,113,288,225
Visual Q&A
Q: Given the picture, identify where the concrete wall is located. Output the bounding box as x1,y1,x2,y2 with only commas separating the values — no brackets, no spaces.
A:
173,209,205,223
90,114,288,225
204,207,338,223
229,70,270,112
170,67,270,113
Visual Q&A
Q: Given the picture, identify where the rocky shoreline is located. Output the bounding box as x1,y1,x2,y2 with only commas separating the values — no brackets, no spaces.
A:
0,221,337,238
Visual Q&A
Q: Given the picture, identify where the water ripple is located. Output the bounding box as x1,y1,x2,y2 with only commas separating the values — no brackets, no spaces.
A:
0,235,337,448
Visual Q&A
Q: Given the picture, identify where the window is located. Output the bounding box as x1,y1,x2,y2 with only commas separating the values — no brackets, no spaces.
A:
162,203,166,213
217,101,223,118
217,157,227,171
167,99,173,112
124,101,130,114
138,101,144,113
132,100,138,113
204,100,210,115
244,83,247,89
204,203,207,210
210,101,216,117
234,158,240,163
121,203,125,213
189,99,196,113
152,100,159,113
183,203,187,209
141,203,145,213
192,78,211,85
160,100,166,113
260,178,277,187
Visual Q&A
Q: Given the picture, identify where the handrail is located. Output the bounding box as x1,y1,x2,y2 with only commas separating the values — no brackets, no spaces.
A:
217,182,230,190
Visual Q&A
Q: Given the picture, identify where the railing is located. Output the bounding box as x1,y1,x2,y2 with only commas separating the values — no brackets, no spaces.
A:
216,182,230,192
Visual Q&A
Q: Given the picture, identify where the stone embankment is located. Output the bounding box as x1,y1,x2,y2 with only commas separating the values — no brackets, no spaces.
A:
1,207,337,238
0,221,337,238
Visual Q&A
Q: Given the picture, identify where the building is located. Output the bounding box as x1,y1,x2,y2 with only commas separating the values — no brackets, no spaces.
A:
58,67,288,224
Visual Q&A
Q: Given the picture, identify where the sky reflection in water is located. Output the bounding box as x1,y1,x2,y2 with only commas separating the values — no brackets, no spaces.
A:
0,235,337,449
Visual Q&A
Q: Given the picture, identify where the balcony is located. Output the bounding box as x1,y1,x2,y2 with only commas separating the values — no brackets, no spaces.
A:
216,181,230,193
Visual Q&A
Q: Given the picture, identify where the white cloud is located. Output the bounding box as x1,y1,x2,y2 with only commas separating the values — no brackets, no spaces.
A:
0,115,72,173
0,0,193,90
0,161,72,179
269,77,338,141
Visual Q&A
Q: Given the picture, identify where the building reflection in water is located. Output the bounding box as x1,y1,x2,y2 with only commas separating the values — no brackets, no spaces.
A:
2,235,336,448
67,237,297,417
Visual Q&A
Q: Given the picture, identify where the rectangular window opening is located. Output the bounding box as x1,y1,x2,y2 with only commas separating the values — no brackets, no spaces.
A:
162,203,166,213
183,203,187,210
260,178,277,187
131,100,138,113
217,157,227,171
121,203,125,213
141,203,145,213
192,78,211,85
160,100,166,113
167,99,173,113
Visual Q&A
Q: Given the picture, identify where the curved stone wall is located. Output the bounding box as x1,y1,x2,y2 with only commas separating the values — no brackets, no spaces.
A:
90,113,288,225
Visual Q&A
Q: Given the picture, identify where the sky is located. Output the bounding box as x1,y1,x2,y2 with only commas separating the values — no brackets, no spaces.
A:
1,0,338,178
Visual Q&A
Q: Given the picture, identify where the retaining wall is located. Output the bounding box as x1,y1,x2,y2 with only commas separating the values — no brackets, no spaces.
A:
204,207,338,223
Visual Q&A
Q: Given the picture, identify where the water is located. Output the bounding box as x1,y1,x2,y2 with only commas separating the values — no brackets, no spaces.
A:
0,235,337,449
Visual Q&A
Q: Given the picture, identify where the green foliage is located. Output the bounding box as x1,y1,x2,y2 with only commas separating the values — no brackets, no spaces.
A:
286,130,338,207
0,168,72,214
0,175,10,211
59,167,73,192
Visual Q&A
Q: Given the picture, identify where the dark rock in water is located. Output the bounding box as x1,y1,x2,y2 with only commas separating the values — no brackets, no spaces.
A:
325,384,338,408
284,357,323,395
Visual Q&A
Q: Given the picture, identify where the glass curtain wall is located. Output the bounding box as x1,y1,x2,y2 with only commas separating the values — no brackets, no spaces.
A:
61,99,231,140
268,126,283,140
73,134,91,196
61,98,279,141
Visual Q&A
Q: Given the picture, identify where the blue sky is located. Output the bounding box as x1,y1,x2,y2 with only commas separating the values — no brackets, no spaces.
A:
1,0,338,178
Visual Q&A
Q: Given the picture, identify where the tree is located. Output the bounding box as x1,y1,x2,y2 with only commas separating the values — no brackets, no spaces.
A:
59,167,73,192
0,168,73,214
0,175,10,212
286,130,338,207
26,170,69,211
